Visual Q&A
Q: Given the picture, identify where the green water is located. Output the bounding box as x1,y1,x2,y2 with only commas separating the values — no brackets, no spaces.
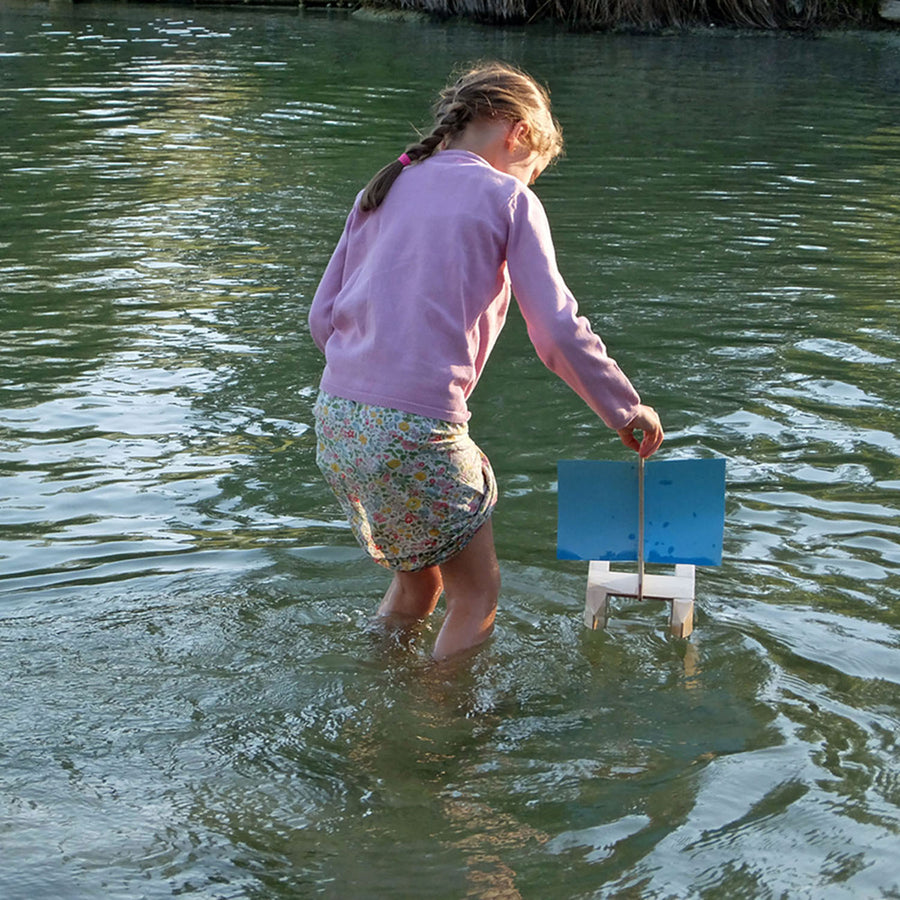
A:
1,3,899,897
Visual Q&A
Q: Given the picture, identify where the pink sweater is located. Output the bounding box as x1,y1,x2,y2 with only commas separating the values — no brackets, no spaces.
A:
309,149,641,428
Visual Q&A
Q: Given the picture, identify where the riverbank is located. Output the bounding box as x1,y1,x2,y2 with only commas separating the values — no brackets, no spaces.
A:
358,0,896,30
40,0,900,30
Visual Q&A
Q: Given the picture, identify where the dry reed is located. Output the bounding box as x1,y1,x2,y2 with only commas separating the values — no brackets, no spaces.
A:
385,0,884,28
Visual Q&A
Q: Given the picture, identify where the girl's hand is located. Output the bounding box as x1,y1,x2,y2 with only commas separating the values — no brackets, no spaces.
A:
617,405,664,459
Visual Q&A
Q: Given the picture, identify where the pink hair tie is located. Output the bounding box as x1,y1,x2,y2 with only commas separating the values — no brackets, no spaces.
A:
398,152,412,167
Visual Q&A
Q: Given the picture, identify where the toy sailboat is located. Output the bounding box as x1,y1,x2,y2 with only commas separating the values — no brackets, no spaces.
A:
557,457,726,637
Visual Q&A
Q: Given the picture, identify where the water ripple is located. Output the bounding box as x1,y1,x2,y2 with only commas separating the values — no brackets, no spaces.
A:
1,8,899,899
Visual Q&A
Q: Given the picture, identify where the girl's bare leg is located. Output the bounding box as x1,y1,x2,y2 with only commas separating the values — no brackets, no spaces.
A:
377,566,443,622
432,520,500,660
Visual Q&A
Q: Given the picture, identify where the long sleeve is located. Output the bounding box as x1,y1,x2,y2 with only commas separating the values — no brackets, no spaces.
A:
506,188,641,430
309,205,356,353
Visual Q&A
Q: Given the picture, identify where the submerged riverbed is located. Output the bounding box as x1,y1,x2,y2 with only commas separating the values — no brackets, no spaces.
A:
1,3,899,898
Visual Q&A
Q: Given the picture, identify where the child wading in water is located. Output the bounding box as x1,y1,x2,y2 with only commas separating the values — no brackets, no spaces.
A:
310,62,664,660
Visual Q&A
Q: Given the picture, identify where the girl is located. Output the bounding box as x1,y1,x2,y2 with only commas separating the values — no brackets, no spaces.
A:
309,62,663,660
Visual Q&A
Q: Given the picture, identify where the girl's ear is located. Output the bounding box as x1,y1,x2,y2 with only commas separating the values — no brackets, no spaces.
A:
506,120,530,149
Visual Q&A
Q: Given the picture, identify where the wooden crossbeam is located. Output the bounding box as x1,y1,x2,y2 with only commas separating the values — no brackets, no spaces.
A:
583,560,696,638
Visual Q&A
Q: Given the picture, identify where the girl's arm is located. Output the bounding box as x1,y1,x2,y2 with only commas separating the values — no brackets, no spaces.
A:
308,206,356,353
506,188,643,432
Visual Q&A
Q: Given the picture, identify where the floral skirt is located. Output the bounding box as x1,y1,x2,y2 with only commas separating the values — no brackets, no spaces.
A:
313,391,497,572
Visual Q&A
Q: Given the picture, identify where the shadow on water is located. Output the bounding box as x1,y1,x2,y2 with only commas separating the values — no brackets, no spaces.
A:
1,2,899,898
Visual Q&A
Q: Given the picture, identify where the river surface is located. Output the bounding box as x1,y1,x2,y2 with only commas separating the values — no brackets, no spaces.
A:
1,3,899,898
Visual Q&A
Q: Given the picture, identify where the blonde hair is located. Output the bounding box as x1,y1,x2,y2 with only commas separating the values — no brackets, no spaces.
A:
359,61,563,212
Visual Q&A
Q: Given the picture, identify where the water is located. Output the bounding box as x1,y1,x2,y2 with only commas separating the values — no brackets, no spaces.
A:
1,3,898,897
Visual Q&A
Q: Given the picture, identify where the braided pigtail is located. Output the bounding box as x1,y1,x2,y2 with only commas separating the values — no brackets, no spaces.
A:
358,62,563,212
359,102,473,213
